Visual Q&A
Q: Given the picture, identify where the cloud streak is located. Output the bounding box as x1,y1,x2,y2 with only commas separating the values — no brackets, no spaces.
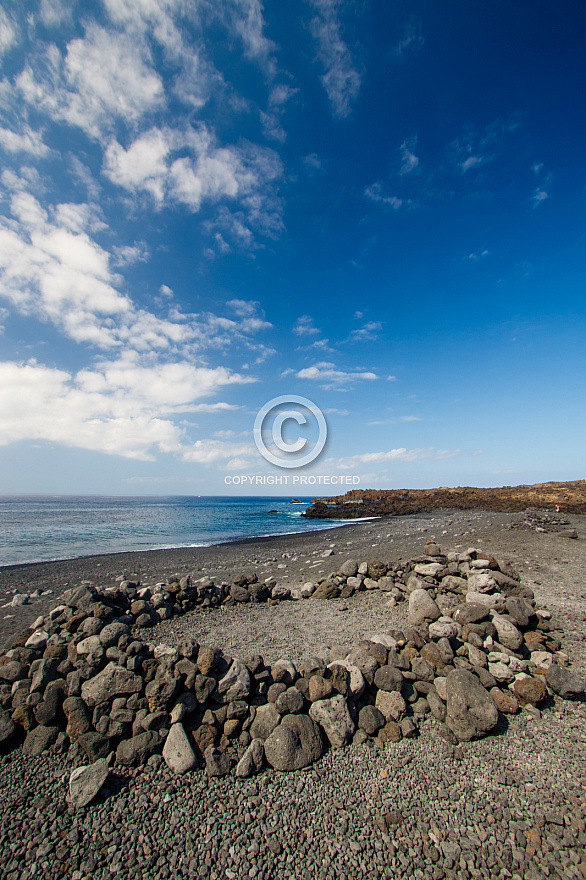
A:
309,0,361,118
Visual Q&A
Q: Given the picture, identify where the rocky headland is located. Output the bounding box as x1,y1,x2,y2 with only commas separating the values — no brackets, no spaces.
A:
303,479,586,520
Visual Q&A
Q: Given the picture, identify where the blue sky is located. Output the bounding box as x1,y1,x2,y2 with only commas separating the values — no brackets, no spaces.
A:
0,0,585,495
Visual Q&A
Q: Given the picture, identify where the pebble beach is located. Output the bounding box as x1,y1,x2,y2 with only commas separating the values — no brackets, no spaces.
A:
1,508,585,880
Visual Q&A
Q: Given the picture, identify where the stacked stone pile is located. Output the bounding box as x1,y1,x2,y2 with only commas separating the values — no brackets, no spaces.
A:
0,542,584,809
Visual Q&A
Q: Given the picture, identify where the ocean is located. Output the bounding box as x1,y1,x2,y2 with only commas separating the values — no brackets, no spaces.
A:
0,495,347,567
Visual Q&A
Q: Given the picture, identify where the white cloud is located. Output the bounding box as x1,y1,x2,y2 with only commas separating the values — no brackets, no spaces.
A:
0,357,252,461
261,84,297,142
0,9,18,57
531,189,548,208
103,128,170,203
0,184,277,353
327,448,459,469
0,125,50,158
395,16,424,57
39,0,73,27
349,321,382,342
293,315,320,336
181,437,254,464
103,126,284,242
309,0,361,118
367,416,422,425
399,137,419,175
364,182,403,210
449,116,522,174
296,361,378,389
17,25,164,141
111,242,150,267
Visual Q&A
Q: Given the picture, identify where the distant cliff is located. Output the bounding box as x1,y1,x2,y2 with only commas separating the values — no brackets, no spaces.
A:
302,479,586,519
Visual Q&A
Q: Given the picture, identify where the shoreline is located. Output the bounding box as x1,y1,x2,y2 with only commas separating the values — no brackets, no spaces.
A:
0,516,378,574
0,506,569,653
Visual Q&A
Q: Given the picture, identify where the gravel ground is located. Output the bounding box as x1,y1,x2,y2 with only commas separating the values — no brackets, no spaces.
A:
1,508,585,880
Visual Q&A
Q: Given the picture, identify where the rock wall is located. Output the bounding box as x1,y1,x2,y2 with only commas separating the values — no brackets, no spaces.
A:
0,541,584,808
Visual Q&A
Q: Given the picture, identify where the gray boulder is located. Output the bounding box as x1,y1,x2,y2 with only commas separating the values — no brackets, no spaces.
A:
0,708,15,745
23,725,58,756
408,589,441,625
116,731,159,766
264,714,324,771
235,739,264,778
162,723,198,774
358,705,385,735
216,660,251,703
490,613,523,651
309,695,355,748
373,665,404,692
204,745,232,777
546,663,586,699
81,663,142,708
445,669,499,742
99,621,130,649
68,758,110,809
250,703,281,740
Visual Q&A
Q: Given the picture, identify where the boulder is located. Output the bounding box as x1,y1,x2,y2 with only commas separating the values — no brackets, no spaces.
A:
162,723,198,774
428,619,459,640
68,758,110,809
546,664,586,699
309,695,355,748
22,725,58,757
453,604,490,625
204,745,232,777
216,660,251,703
358,705,385,735
490,613,524,651
512,676,547,706
328,661,366,700
373,665,404,692
99,622,130,648
339,560,359,577
81,663,142,708
0,708,16,744
375,690,407,722
445,669,499,742
408,589,441,625
116,731,159,766
235,738,264,778
264,714,324,771
249,703,281,741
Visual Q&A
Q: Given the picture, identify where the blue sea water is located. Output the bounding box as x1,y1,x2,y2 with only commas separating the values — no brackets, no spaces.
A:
0,495,347,567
